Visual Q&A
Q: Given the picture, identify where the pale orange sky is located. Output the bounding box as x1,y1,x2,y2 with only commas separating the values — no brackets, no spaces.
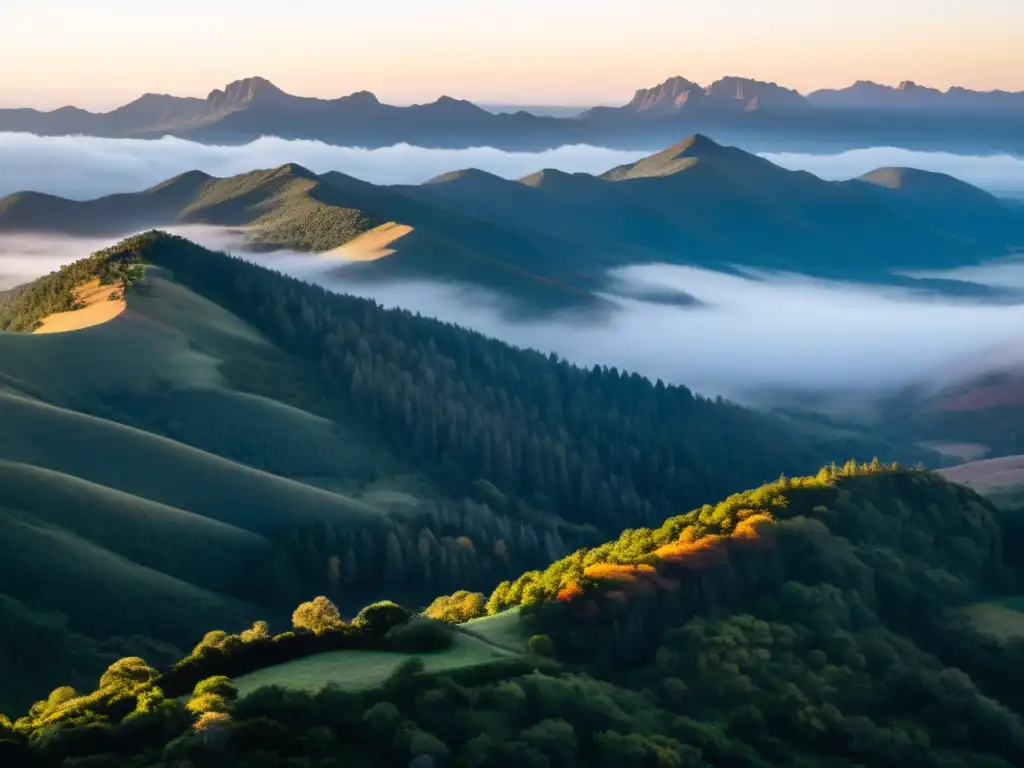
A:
1,0,1021,110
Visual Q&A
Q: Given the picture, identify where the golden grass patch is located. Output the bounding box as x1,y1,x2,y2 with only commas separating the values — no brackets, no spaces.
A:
33,279,125,335
325,222,413,261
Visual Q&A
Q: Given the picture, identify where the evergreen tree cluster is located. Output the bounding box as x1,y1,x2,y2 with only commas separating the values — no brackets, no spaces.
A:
126,231,849,536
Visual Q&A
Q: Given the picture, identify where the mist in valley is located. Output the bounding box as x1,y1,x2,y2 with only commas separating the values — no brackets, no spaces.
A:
6,222,1023,411
3,134,1024,408
2,131,1024,199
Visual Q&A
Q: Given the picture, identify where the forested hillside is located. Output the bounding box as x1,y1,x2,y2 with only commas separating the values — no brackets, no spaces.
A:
111,232,930,534
6,464,1024,767
0,232,938,714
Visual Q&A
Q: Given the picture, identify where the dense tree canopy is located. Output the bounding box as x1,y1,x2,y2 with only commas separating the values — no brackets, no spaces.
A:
6,465,1024,767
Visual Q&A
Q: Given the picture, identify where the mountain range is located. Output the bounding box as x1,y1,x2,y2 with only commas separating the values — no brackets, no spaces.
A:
2,135,1022,308
2,75,1024,153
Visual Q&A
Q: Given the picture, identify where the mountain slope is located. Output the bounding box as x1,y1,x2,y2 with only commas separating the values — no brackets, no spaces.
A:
8,465,1024,767
0,163,607,310
414,134,1024,278
845,166,1024,244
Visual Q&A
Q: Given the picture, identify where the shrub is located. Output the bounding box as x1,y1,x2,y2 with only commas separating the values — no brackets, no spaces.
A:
528,634,555,657
352,601,411,635
384,618,453,653
423,591,487,623
193,677,237,701
292,597,344,635
99,658,155,690
191,631,228,656
240,621,271,643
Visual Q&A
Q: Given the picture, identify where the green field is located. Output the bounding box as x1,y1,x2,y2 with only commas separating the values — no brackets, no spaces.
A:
460,608,528,652
234,627,521,697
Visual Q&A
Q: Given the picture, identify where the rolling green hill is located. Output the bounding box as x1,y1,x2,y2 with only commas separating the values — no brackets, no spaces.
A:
8,464,1024,767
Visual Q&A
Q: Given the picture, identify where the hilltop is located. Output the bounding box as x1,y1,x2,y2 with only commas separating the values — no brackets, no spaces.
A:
4,74,1024,154
6,463,1024,766
5,136,1023,307
0,232,939,713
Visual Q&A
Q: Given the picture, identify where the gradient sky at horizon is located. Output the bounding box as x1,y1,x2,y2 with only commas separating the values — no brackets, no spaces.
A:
2,0,1021,110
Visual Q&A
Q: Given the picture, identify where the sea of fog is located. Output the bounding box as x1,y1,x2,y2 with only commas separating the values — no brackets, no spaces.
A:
4,224,1024,403
2,134,1024,403
0,132,1024,199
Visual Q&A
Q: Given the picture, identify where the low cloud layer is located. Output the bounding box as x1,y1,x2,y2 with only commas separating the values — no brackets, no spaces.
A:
763,147,1024,196
1,131,1024,201
43,226,1018,402
0,232,118,289
0,133,648,199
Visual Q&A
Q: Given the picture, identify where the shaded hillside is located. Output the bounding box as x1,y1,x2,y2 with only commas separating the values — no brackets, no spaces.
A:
845,166,1024,244
8,465,1024,767
409,134,1024,279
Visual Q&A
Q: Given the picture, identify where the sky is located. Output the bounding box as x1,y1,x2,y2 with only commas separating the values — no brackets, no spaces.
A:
1,0,1022,110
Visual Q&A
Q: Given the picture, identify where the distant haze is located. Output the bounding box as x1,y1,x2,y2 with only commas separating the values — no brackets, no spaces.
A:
2,133,1024,201
4,225,1024,404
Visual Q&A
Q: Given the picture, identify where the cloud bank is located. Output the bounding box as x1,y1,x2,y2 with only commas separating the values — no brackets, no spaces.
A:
1,132,1024,201
0,232,118,289
181,227,1024,400
762,147,1024,196
4,224,1024,405
0,133,649,199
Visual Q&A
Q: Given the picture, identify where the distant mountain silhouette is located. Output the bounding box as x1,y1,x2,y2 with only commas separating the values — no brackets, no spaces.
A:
2,75,1024,153
808,80,1024,111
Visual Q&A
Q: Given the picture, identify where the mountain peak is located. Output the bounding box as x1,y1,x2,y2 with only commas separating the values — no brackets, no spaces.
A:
424,168,507,186
206,77,288,111
343,90,380,105
856,166,998,202
704,76,810,112
627,76,704,113
271,162,318,180
600,134,728,180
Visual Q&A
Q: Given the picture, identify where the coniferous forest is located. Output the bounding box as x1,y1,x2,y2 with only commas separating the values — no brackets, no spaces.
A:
111,232,920,534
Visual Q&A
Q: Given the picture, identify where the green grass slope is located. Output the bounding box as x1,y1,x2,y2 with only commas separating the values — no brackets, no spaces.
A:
0,460,267,589
0,509,252,643
234,628,517,697
0,391,384,534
